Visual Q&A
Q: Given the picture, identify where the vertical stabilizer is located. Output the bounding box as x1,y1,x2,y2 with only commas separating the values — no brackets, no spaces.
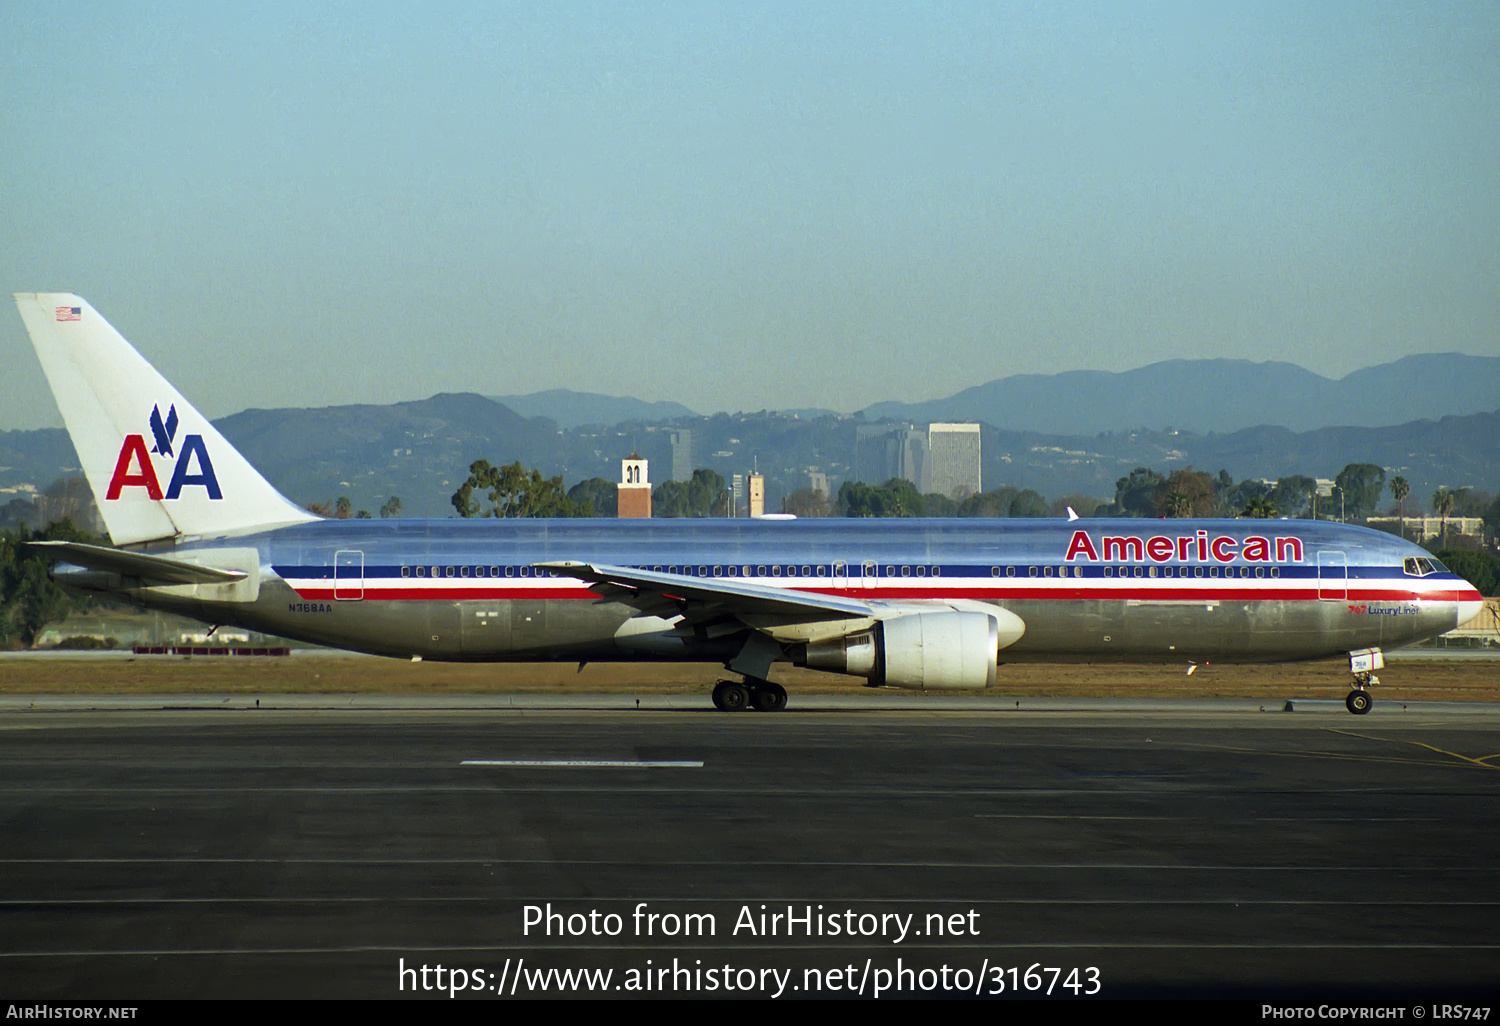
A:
14,293,319,545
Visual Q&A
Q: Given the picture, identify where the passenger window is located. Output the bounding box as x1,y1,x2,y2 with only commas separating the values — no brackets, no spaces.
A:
991,566,1000,577
520,567,529,577
1007,566,1016,577
1044,566,1054,577
1029,567,1038,577
801,565,811,577
1103,567,1112,577
931,566,940,577
505,566,514,578
1210,567,1219,578
1194,567,1203,578
1271,567,1279,578
1256,567,1265,578
460,566,470,578
401,566,410,578
817,566,827,577
1148,566,1157,578
445,566,455,578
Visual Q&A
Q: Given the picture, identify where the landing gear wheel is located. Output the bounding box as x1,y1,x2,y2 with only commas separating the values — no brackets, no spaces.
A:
712,680,750,712
751,682,788,713
1346,690,1372,715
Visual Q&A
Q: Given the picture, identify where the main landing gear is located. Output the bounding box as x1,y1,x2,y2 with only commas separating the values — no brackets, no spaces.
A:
712,678,788,713
1345,647,1383,716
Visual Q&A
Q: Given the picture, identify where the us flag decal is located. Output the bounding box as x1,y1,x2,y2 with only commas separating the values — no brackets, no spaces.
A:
55,306,81,321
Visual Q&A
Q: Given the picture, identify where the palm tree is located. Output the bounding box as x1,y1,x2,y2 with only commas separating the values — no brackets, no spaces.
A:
1390,476,1410,538
1432,487,1455,548
1241,496,1277,519
1163,491,1192,518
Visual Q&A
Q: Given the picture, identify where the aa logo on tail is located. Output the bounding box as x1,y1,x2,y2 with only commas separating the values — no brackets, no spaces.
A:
106,404,222,501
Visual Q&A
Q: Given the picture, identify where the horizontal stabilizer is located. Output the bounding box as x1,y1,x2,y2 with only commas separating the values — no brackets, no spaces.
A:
27,540,248,585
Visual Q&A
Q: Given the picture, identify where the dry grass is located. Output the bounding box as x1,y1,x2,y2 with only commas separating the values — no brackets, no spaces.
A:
0,654,1495,703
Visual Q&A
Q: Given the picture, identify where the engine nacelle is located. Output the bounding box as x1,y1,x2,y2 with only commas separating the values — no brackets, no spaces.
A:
803,610,1009,690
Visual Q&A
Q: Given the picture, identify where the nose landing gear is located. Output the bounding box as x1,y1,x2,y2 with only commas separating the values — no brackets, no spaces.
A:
1346,681,1374,715
1345,648,1383,715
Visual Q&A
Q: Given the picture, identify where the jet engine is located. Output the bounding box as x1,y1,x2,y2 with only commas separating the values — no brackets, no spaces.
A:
800,609,1020,690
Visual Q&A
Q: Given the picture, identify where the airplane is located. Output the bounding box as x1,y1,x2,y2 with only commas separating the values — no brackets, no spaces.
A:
12,292,1486,715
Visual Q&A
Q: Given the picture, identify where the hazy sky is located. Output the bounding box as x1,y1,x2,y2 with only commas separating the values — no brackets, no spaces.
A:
3,2,1496,428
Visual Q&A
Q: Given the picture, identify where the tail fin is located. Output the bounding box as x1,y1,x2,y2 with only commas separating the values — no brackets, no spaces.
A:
14,293,318,545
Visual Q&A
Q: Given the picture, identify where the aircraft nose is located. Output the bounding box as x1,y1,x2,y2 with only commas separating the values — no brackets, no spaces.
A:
1456,586,1485,630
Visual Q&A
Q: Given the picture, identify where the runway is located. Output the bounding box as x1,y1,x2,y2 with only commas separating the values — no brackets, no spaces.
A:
1,700,1497,999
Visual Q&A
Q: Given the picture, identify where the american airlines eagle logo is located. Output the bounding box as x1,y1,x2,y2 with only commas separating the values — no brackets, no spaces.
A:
105,405,222,501
149,403,179,457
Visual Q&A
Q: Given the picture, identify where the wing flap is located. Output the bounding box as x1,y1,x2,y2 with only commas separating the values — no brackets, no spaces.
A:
538,561,874,628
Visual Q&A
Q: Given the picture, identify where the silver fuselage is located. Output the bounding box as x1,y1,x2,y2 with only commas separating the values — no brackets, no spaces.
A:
57,517,1475,668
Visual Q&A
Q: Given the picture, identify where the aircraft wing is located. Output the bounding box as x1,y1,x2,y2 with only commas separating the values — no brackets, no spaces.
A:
536,561,875,634
27,540,248,586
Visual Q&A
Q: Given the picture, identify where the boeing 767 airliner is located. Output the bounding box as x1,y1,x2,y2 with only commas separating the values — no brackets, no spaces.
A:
13,293,1485,714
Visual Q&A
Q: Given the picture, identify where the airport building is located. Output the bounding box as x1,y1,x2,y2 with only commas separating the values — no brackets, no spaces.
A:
617,454,651,518
1366,515,1487,544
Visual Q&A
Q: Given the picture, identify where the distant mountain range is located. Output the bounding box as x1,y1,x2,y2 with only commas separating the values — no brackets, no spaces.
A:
488,389,698,430
0,353,1495,522
860,353,1500,435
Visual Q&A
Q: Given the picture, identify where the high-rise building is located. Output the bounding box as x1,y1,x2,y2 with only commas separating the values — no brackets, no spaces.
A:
925,423,982,499
669,430,693,483
748,473,765,518
853,422,980,497
855,423,926,486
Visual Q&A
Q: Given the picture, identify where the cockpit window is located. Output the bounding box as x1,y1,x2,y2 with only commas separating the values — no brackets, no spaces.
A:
1403,557,1446,577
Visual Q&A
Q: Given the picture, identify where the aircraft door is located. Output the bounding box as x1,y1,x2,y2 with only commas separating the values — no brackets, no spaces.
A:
334,550,363,601
1318,551,1346,601
833,561,847,592
862,561,877,592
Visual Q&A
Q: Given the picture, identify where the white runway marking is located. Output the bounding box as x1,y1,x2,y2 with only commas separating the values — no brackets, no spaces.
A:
460,759,704,768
